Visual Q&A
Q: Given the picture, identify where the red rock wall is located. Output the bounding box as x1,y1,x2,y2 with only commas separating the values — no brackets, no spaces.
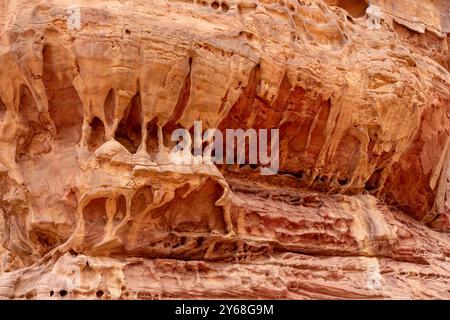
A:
0,0,449,299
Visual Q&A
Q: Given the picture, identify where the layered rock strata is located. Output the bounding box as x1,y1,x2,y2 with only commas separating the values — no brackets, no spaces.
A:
0,0,449,299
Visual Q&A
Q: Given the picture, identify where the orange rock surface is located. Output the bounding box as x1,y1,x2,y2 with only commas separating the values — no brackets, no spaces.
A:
0,0,449,299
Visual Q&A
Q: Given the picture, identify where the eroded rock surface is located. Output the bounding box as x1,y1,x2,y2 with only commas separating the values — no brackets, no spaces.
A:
0,0,449,299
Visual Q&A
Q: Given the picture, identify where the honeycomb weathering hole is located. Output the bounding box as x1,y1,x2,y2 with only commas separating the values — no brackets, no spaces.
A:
131,185,154,217
103,89,115,128
16,85,45,159
43,44,83,142
336,0,368,18
87,117,106,152
114,91,142,154
211,1,219,10
114,195,127,225
82,197,108,247
146,118,159,155
115,179,227,256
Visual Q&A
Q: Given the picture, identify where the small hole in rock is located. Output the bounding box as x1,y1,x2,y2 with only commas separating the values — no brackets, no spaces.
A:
293,170,304,179
50,291,54,297
96,290,104,298
60,290,68,297
125,29,131,35
87,117,106,152
221,2,229,12
211,1,219,9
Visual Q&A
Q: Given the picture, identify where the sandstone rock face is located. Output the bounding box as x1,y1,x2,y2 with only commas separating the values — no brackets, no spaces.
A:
0,0,449,299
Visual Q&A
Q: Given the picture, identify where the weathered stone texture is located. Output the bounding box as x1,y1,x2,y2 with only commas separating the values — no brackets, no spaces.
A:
0,0,449,299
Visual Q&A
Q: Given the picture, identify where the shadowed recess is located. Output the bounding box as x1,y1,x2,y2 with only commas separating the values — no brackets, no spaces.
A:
335,0,368,18
87,117,106,152
43,44,83,143
115,90,142,153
